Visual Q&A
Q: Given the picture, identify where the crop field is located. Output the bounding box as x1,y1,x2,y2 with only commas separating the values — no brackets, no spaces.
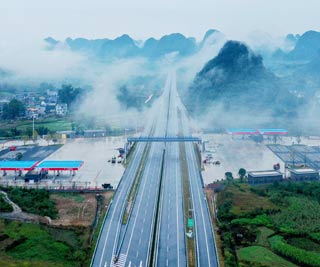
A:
0,219,89,267
238,246,298,267
217,183,276,215
215,181,320,267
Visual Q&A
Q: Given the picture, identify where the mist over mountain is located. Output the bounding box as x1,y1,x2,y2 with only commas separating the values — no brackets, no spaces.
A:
287,31,320,61
272,31,320,63
185,41,300,128
2,29,320,131
45,31,221,60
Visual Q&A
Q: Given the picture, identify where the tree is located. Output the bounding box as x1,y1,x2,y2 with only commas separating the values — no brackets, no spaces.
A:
2,99,26,120
22,135,29,145
225,172,233,182
44,133,52,145
32,130,39,142
36,126,49,136
58,84,81,106
238,168,246,183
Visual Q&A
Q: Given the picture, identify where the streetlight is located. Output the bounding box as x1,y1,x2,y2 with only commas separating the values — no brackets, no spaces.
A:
32,113,35,141
124,128,128,164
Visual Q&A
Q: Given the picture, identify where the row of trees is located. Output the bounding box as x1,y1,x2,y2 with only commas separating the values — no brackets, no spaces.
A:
1,99,26,120
225,168,247,183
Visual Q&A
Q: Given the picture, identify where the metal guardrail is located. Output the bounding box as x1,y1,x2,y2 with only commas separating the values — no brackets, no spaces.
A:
89,197,113,267
202,181,220,267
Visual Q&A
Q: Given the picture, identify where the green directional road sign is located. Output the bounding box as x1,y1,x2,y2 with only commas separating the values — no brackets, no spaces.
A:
188,218,194,228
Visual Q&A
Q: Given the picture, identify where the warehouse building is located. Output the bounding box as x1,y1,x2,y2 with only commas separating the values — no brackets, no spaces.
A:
248,170,283,185
289,168,319,182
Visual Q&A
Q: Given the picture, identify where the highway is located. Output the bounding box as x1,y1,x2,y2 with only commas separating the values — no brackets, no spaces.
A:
112,76,170,267
91,72,219,267
179,90,219,267
155,73,187,267
90,113,155,267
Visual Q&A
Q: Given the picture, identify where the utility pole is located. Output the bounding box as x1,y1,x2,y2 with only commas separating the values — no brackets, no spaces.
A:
32,114,35,141
124,128,127,164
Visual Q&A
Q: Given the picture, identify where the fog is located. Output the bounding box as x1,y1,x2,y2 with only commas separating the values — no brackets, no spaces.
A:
1,31,320,135
0,39,88,85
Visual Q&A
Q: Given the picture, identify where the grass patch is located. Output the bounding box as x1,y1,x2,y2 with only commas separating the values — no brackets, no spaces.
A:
0,194,13,212
218,183,276,216
0,219,89,267
1,187,57,219
238,246,298,267
271,197,320,234
16,118,72,132
54,193,85,203
256,227,275,247
180,142,196,267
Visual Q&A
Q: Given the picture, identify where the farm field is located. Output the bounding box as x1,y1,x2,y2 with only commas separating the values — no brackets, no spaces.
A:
0,188,113,266
215,181,320,267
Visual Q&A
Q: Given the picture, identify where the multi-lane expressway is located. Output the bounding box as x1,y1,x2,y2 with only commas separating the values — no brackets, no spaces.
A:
91,73,219,267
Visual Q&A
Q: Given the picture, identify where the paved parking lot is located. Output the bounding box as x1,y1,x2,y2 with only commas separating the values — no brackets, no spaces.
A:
44,137,126,188
0,137,126,189
0,145,62,161
201,134,285,184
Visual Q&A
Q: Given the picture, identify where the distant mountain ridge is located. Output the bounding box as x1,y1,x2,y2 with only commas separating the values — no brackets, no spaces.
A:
45,30,220,59
272,30,320,61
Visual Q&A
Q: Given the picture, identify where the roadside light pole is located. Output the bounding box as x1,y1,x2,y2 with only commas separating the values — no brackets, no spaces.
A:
32,114,35,141
124,128,127,164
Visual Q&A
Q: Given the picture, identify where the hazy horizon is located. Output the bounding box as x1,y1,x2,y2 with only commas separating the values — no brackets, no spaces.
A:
1,0,320,42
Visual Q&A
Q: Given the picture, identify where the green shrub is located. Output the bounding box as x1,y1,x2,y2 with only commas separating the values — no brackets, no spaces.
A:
269,235,320,267
2,187,57,219
231,214,272,227
0,195,13,212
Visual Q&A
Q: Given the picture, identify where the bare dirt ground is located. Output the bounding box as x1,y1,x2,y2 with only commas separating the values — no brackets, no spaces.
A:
50,192,113,227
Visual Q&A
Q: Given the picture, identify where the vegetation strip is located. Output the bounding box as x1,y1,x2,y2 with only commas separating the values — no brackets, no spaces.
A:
205,189,225,267
122,142,151,225
88,193,113,267
269,235,320,267
180,142,196,267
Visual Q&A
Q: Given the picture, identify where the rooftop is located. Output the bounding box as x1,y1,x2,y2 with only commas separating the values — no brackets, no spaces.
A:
289,168,318,174
248,170,282,177
258,129,288,135
37,160,84,170
227,128,258,135
0,161,39,170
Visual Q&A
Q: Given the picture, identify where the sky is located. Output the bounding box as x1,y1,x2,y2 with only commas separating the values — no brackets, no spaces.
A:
1,0,319,42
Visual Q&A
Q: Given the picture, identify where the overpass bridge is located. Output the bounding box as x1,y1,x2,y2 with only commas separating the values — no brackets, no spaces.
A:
127,136,201,143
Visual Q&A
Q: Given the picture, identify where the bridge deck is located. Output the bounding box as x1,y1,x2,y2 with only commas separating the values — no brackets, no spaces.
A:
127,136,201,143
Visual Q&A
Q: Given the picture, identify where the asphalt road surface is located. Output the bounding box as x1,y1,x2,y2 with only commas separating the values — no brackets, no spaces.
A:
91,72,219,267
155,73,186,267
